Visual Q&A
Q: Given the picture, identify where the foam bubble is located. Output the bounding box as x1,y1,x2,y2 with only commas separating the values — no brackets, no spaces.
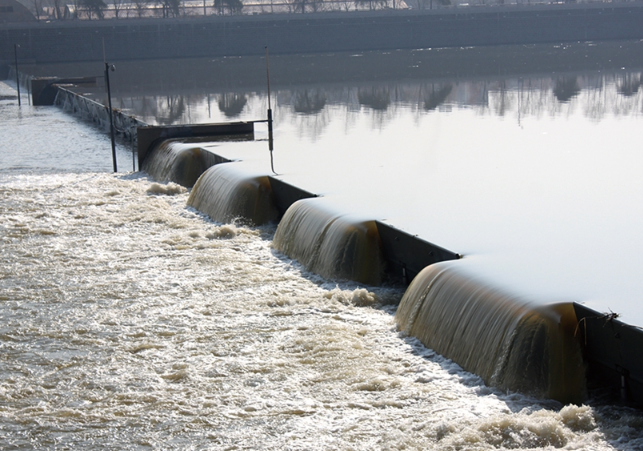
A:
206,225,238,239
559,404,597,432
323,288,378,307
146,182,187,196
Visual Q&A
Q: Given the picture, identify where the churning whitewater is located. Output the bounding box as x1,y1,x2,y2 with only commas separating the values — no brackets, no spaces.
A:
0,172,640,450
1,82,643,450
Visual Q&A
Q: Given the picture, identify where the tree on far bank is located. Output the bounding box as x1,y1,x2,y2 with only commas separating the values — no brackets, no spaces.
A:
133,0,148,17
157,0,180,17
111,0,126,18
214,0,243,14
289,0,324,13
354,0,386,10
81,0,107,19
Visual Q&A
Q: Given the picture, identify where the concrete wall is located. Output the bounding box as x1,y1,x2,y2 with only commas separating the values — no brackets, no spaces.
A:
2,3,643,72
54,86,147,141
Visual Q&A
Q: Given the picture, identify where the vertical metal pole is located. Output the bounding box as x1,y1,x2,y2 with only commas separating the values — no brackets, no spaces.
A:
132,133,136,172
265,46,276,175
14,44,21,107
105,62,118,173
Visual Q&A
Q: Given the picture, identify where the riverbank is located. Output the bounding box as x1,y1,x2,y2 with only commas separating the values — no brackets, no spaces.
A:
3,3,643,76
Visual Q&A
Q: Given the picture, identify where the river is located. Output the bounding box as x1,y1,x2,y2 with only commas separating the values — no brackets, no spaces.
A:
2,41,643,449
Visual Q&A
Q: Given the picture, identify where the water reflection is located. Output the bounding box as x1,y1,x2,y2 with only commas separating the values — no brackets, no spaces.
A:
293,89,327,115
553,77,581,103
358,87,391,111
155,95,187,125
617,74,642,97
218,93,248,118
104,71,642,138
423,84,453,111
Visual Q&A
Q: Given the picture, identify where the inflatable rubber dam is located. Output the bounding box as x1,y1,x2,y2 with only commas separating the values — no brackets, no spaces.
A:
17,44,643,408
136,121,643,407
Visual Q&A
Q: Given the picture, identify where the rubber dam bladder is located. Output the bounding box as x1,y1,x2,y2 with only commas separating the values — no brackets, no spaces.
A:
139,131,590,405
273,198,385,286
188,164,280,226
142,139,230,188
396,262,586,404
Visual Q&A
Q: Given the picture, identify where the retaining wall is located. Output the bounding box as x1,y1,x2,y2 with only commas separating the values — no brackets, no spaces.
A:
2,3,643,72
54,86,147,141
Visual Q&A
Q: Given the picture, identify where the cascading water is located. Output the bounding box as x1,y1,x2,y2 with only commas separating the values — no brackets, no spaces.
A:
188,163,280,225
141,139,227,187
273,198,384,285
396,262,586,404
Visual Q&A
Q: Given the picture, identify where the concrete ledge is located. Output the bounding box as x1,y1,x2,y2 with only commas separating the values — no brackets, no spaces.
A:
375,221,461,284
31,76,97,106
267,177,317,216
137,122,254,167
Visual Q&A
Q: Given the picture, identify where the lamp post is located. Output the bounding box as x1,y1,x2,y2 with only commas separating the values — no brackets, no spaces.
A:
14,44,21,107
265,46,275,175
104,62,117,173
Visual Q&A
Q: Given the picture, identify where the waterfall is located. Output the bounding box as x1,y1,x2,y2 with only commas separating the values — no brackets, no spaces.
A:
142,139,227,188
396,262,586,403
273,199,384,285
188,164,280,225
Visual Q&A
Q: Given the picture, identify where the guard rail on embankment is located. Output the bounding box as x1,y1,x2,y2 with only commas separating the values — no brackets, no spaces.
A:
3,3,643,75
54,86,147,141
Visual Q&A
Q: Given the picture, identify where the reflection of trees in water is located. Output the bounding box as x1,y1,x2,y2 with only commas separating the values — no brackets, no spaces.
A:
111,95,188,125
358,87,391,111
617,74,642,97
423,84,453,111
553,77,581,103
289,106,331,142
109,71,643,130
218,93,248,118
152,95,187,125
293,89,327,114
492,81,513,116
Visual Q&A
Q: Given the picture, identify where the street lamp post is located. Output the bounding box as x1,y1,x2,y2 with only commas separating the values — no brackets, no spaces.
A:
104,62,117,173
14,44,21,107
265,46,275,175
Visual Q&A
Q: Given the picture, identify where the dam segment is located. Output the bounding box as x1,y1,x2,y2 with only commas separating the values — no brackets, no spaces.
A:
61,42,643,405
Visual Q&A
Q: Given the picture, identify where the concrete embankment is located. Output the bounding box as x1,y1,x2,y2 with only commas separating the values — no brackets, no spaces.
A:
3,3,643,75
54,86,146,141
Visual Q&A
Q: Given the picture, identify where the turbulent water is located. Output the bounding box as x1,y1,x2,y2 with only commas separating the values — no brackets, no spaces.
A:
2,82,643,450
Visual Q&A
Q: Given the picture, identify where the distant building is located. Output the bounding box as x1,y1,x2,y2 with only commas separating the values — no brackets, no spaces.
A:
0,0,37,22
